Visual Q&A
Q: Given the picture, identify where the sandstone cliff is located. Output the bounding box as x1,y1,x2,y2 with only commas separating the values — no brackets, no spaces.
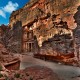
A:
1,0,80,57
9,0,80,47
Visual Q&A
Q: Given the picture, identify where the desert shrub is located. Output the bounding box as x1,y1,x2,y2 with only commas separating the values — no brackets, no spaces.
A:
5,76,10,80
0,73,3,78
14,73,20,78
0,65,2,71
29,77,33,80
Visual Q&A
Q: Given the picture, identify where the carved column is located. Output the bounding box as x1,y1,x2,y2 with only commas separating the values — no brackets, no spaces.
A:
79,47,80,61
27,43,29,52
31,43,33,52
26,42,27,52
24,43,26,52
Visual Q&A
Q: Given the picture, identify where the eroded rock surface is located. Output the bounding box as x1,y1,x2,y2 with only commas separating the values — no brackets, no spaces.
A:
0,0,80,61
9,0,80,48
0,22,22,53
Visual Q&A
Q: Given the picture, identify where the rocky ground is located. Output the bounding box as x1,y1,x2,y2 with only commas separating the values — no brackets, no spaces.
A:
16,53,80,80
0,43,60,80
0,43,80,80
8,66,60,80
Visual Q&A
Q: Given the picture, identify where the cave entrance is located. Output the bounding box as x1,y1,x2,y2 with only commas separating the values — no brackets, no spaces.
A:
23,42,34,53
28,42,33,52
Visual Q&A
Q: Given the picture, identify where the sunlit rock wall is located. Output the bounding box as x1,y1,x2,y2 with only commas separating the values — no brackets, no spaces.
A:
9,0,80,54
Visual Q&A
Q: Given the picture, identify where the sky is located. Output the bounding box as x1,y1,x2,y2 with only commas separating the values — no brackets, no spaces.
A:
0,0,29,25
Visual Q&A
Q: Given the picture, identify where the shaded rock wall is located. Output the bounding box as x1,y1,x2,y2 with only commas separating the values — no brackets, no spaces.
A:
1,21,22,53
74,6,80,60
40,35,74,55
0,25,9,44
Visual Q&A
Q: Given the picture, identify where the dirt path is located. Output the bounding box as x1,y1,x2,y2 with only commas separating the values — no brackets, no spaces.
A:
15,54,80,80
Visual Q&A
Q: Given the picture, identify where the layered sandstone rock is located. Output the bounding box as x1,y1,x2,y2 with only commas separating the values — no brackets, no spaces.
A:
9,0,80,47
0,43,20,71
1,0,80,57
74,6,80,61
9,0,80,28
